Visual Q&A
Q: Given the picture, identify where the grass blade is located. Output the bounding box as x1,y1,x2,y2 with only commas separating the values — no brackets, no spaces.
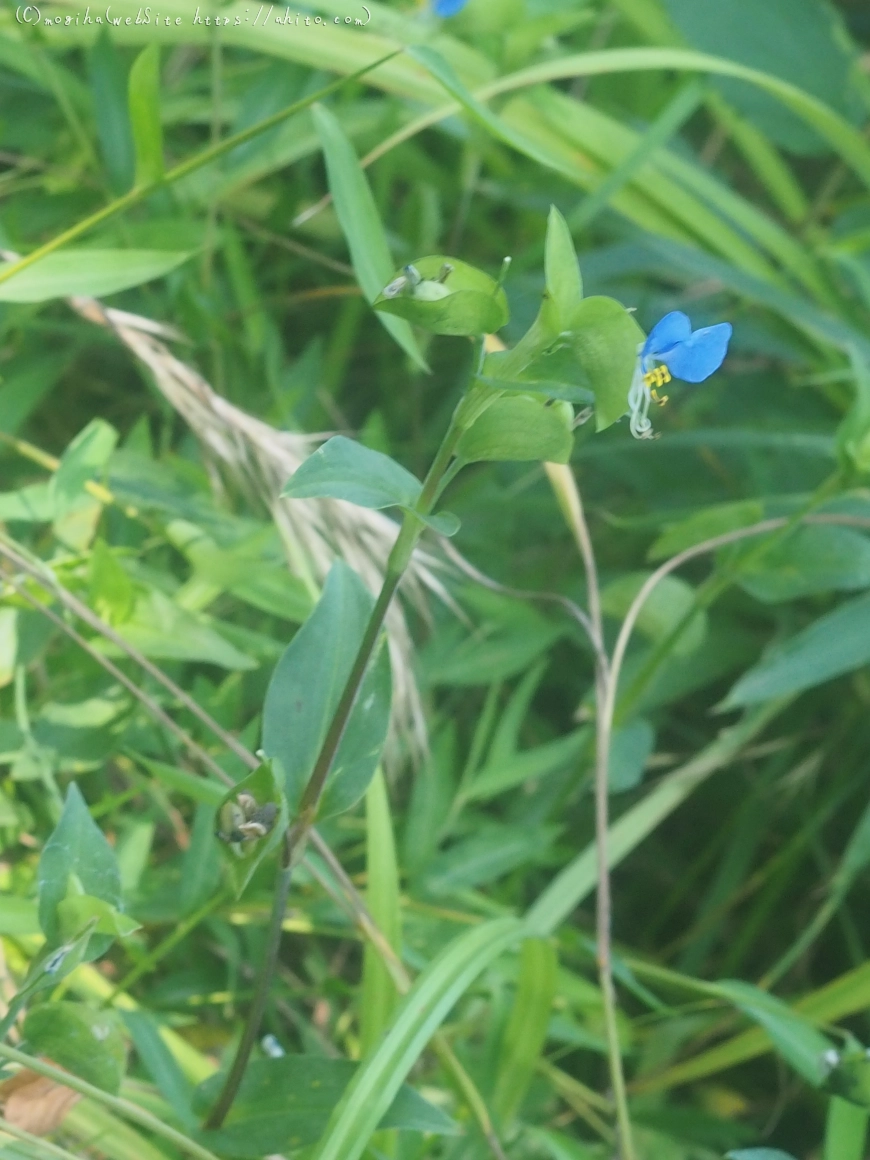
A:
312,103,426,370
127,44,163,187
360,769,402,1057
310,916,524,1160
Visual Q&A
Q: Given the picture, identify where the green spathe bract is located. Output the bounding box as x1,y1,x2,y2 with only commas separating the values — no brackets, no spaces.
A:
456,395,574,463
214,762,289,899
374,255,509,336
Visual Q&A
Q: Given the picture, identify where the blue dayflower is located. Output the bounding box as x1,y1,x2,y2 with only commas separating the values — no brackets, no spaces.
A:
627,310,732,439
432,0,469,15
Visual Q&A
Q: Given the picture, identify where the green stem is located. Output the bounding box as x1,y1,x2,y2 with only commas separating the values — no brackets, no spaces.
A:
0,51,400,288
0,1043,222,1160
204,380,471,1129
203,862,294,1130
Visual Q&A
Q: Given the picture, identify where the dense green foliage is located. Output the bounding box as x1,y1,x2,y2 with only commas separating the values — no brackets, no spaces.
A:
1,1,870,1159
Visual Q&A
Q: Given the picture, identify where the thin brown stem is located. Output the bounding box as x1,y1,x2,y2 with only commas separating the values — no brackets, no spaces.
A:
203,861,294,1130
544,463,634,1158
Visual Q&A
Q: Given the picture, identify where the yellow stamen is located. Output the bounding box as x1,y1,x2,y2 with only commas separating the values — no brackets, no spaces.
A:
642,365,672,389
643,365,671,405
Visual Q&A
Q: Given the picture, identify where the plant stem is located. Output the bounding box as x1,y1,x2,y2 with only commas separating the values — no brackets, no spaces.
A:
203,861,294,1130
204,390,470,1129
546,464,636,1160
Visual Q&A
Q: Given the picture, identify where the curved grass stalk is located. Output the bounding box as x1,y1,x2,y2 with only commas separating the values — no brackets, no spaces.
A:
541,468,870,1156
296,47,870,250
544,463,635,1160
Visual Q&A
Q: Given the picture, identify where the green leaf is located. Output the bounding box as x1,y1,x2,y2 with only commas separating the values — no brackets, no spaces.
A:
165,520,314,623
88,30,135,194
122,1010,195,1129
713,979,833,1086
492,938,558,1127
374,255,509,337
736,525,870,603
52,420,117,516
477,375,594,406
179,802,223,915
837,351,870,474
570,78,705,232
724,591,870,706
457,396,574,464
727,1150,799,1160
94,590,258,671
423,824,559,896
566,296,644,431
283,437,459,535
422,596,563,686
37,782,122,959
406,44,569,180
463,730,589,803
0,920,99,1042
130,754,226,808
24,1003,126,1094
609,718,655,794
544,205,583,327
283,436,416,509
214,762,289,900
261,562,391,820
312,103,425,369
525,1126,604,1159
0,483,54,523
361,769,401,1057
90,539,136,626
601,572,707,658
309,918,524,1160
662,0,858,154
57,893,142,942
526,704,783,937
648,500,765,560
128,44,164,186
0,250,191,303
824,1093,869,1159
194,1057,458,1157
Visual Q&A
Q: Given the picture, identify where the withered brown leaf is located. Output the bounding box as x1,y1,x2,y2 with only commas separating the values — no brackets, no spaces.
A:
0,1065,81,1135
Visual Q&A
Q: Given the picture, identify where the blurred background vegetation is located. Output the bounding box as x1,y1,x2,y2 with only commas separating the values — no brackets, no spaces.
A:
2,1,870,1158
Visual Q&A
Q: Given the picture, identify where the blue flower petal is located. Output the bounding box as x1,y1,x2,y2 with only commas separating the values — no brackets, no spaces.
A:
663,322,732,383
432,0,469,15
642,311,691,362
